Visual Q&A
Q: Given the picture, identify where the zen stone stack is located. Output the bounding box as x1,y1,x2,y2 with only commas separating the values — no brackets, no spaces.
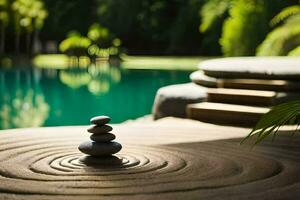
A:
78,116,122,164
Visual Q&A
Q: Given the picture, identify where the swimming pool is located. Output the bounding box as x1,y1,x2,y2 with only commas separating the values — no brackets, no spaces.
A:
0,64,191,129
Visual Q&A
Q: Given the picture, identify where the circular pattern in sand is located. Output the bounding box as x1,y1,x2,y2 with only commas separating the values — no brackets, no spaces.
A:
0,124,300,199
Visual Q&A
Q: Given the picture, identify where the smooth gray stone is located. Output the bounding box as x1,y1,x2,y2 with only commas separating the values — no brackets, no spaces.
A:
79,155,123,166
199,57,300,80
152,83,207,120
87,125,112,134
78,141,122,156
190,70,217,87
90,133,116,142
90,116,111,125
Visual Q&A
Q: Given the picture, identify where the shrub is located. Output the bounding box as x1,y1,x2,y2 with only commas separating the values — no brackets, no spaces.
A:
220,0,268,56
199,0,231,55
220,0,290,56
257,4,300,56
59,31,91,57
288,45,300,56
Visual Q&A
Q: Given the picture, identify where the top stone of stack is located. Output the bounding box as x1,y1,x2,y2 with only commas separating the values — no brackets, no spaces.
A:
90,116,111,126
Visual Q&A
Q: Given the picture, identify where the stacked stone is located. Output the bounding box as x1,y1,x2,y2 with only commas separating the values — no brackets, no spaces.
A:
78,116,122,158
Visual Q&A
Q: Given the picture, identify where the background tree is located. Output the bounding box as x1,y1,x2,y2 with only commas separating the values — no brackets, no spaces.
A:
11,0,47,55
199,0,231,55
200,0,294,56
0,0,9,55
87,23,123,61
59,31,91,63
257,2,300,56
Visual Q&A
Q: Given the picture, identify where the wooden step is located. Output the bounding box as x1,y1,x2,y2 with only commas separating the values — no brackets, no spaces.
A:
207,88,300,106
187,102,270,127
207,88,275,106
218,78,300,91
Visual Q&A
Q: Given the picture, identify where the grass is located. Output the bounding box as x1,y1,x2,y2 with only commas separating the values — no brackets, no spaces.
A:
33,54,214,71
121,55,211,71
33,54,71,69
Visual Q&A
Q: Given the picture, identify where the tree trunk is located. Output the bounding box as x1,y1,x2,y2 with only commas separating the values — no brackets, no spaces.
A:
0,26,5,55
15,32,20,56
32,29,40,55
26,31,31,56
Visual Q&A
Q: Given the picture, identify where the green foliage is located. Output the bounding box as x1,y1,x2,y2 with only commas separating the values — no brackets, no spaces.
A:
87,23,109,44
219,0,290,56
59,23,123,59
95,0,203,55
220,0,269,56
271,5,300,26
288,45,300,56
199,0,231,55
0,0,9,26
199,0,230,33
59,31,91,56
12,0,48,32
41,0,98,41
257,4,300,56
242,101,300,144
87,23,123,59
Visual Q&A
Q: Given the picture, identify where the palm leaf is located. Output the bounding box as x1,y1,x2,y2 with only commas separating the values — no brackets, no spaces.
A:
199,0,231,32
271,5,300,26
241,100,300,144
288,45,300,56
257,14,300,56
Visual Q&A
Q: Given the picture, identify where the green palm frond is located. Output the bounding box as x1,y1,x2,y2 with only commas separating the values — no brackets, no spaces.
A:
257,14,300,56
288,45,300,56
271,5,300,26
242,100,300,144
199,0,231,33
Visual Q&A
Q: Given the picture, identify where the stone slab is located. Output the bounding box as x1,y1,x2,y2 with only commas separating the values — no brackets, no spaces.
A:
0,118,299,199
187,102,270,126
207,88,300,106
200,57,300,80
191,70,300,91
218,78,300,91
190,71,217,87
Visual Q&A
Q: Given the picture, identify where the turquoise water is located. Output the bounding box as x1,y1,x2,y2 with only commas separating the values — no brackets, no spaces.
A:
0,64,191,129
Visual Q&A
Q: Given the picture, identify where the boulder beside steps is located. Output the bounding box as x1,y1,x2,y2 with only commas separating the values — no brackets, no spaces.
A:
152,83,207,120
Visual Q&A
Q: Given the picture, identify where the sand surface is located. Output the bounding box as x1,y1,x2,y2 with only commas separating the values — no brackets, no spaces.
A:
0,117,299,199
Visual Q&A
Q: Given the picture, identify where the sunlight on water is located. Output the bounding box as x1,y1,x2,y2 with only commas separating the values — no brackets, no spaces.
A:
0,64,190,129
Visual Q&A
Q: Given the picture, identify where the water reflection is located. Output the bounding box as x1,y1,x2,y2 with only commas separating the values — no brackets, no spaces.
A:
0,69,49,129
59,63,121,95
0,64,190,129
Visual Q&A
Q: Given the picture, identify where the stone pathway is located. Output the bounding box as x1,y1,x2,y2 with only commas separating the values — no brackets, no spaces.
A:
188,57,300,126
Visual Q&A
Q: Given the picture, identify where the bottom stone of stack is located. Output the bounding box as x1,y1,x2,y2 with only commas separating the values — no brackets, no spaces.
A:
79,155,124,166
